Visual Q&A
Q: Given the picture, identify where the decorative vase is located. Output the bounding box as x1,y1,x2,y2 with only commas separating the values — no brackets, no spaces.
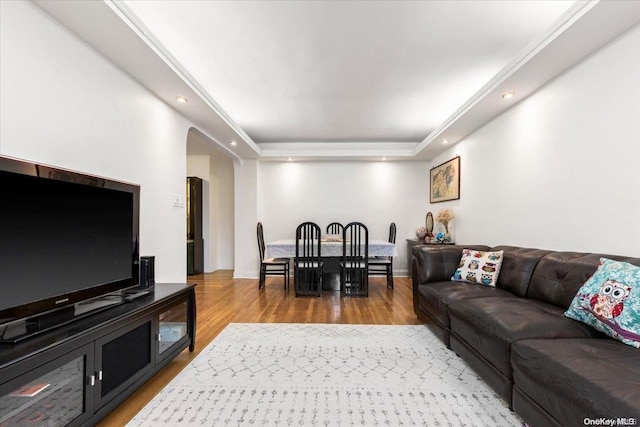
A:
443,223,453,243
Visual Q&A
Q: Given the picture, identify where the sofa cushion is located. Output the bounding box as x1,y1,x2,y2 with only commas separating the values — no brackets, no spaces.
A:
565,258,640,348
449,297,601,378
512,338,640,425
451,249,504,286
490,246,552,297
528,252,640,309
417,282,515,328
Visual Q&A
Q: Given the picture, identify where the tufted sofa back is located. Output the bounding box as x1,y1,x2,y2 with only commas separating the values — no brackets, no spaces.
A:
528,252,640,309
491,246,552,297
411,244,640,309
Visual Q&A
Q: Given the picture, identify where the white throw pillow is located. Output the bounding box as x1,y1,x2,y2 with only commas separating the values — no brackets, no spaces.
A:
451,249,504,287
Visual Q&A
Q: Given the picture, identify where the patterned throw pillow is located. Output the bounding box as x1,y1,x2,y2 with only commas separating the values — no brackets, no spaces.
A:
565,258,640,348
451,249,504,287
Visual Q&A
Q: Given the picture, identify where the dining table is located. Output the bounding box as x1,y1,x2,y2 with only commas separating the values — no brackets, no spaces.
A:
266,239,396,291
266,239,397,258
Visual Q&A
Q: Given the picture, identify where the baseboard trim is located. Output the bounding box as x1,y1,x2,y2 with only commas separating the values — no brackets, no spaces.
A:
233,270,410,279
233,270,259,279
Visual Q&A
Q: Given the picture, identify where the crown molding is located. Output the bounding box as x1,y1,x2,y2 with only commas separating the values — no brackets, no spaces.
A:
106,0,262,156
414,0,640,159
33,0,640,162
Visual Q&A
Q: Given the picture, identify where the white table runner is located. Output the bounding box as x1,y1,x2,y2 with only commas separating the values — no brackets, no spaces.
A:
266,239,396,258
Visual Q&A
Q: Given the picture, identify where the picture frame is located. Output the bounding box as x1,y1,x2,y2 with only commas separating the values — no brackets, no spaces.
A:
430,156,460,203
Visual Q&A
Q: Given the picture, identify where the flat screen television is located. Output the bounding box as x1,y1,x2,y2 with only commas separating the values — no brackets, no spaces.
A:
0,156,140,335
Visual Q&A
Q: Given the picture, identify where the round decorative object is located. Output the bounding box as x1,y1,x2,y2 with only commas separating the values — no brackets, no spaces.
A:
416,226,427,240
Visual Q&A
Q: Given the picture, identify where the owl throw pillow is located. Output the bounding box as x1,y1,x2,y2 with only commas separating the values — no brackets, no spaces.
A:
451,249,504,287
564,258,640,348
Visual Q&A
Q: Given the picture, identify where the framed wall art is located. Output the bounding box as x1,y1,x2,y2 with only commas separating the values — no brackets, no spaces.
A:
430,156,460,203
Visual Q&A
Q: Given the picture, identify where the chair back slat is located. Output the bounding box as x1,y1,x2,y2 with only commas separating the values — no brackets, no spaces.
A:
343,222,368,261
257,222,266,261
342,222,368,297
296,222,321,267
389,222,397,244
326,222,343,235
295,221,322,296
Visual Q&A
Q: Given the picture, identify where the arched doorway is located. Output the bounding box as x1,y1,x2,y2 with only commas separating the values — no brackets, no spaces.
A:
186,128,235,273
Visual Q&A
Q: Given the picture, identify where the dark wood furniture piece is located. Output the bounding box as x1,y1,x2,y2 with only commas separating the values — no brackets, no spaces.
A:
187,177,204,275
257,222,290,290
0,284,196,427
294,222,323,297
326,222,343,235
340,222,369,297
368,222,396,289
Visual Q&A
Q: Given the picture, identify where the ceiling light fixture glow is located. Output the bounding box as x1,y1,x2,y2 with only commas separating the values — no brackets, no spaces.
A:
442,139,449,144
287,157,293,161
230,141,237,146
502,91,515,99
176,95,188,103
382,157,387,161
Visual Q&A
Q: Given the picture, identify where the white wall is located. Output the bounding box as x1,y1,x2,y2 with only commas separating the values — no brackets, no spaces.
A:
234,160,259,278
427,24,640,257
211,157,235,270
256,161,429,276
0,1,193,281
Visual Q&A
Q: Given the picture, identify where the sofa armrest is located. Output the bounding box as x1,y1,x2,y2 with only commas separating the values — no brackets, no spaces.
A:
411,245,491,316
412,246,463,285
412,245,491,285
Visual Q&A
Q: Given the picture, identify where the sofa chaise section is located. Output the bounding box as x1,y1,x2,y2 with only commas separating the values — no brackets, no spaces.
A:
512,338,640,427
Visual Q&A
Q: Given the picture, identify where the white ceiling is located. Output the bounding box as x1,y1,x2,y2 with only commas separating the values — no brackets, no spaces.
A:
122,0,573,145
32,0,640,161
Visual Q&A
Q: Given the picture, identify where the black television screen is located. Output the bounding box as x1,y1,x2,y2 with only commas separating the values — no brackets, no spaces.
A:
0,156,139,324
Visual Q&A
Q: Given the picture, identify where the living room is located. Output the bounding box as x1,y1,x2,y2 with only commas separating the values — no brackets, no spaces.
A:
1,1,639,426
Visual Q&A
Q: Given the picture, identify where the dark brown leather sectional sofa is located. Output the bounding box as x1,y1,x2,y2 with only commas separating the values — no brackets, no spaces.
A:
412,245,640,427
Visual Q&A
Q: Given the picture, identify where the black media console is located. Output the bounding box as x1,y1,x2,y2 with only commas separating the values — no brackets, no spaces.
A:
0,283,196,426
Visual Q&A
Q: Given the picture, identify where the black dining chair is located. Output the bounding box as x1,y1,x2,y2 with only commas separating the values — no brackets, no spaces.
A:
326,222,344,235
294,222,323,297
257,222,290,290
340,222,368,297
368,222,396,289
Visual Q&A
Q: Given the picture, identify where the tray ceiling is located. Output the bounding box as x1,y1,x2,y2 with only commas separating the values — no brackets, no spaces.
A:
33,0,640,161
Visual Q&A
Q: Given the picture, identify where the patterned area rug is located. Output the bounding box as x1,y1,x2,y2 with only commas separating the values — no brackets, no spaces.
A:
127,323,521,426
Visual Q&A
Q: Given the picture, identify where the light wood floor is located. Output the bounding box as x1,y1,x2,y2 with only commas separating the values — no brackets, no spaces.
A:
98,271,420,426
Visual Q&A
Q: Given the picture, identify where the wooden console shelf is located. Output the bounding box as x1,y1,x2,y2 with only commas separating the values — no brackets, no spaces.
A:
0,283,196,427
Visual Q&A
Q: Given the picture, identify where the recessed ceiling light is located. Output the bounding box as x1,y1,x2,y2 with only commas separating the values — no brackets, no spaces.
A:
287,157,293,161
176,95,188,103
230,141,237,146
382,157,387,161
442,139,449,144
502,91,515,99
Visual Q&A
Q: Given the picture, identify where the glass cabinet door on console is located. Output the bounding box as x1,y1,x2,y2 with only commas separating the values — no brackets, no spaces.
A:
157,300,189,361
0,344,94,427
